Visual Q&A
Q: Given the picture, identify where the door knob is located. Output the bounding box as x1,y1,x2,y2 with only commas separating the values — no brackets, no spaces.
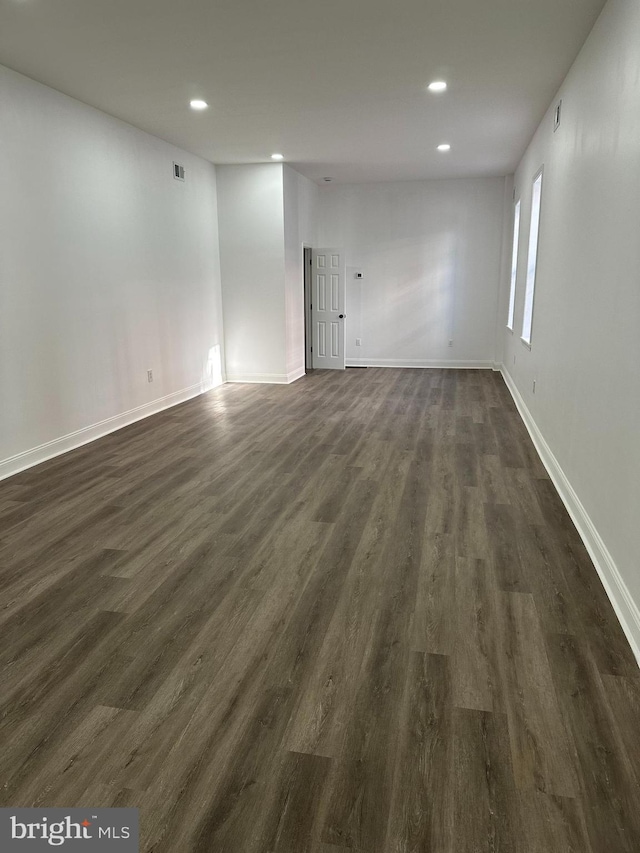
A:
339,314,345,319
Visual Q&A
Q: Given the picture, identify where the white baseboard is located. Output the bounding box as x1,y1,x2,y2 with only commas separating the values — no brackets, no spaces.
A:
500,365,640,666
226,370,304,384
286,366,306,383
0,380,220,482
345,358,495,369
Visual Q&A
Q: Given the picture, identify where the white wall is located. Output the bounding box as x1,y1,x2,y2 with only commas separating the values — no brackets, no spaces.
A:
218,163,317,384
501,0,640,656
0,65,224,478
317,178,506,367
216,164,288,383
283,166,319,380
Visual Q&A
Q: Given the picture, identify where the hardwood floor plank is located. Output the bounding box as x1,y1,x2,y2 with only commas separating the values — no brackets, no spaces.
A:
452,556,503,712
600,674,640,776
517,790,593,853
484,502,531,593
545,633,640,852
497,593,578,797
247,750,331,853
454,441,478,488
550,534,638,676
0,610,127,803
412,532,456,655
385,652,453,852
504,467,546,525
319,457,429,851
0,552,129,700
452,708,520,852
284,451,412,758
454,485,490,559
489,406,527,469
10,704,139,807
423,441,456,535
477,452,511,504
515,521,579,635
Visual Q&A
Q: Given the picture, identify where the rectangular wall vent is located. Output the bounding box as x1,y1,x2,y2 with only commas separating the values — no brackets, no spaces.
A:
554,100,562,132
173,162,185,181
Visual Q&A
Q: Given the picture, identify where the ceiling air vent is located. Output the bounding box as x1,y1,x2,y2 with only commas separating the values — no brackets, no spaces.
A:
173,162,185,181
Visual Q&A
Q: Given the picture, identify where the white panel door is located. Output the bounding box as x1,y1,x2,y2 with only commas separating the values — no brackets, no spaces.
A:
312,248,345,370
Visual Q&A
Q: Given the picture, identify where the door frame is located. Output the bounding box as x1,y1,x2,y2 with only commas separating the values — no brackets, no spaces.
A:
303,244,313,372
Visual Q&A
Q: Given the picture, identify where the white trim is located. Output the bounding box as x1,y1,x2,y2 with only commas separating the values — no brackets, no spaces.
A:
345,358,495,369
0,380,221,482
226,372,293,384
227,367,305,385
500,365,640,666
506,198,521,331
286,366,306,384
521,167,544,346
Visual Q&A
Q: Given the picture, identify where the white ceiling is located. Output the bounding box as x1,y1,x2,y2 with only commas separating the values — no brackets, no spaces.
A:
0,0,606,183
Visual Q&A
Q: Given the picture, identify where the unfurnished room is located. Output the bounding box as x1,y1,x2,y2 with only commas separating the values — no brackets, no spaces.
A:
1,0,639,850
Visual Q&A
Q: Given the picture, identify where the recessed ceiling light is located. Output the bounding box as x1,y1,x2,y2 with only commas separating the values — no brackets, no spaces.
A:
271,153,284,160
189,99,208,110
428,81,447,93
437,143,451,152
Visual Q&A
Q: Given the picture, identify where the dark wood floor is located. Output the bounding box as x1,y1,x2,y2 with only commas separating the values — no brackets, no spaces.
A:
1,368,639,852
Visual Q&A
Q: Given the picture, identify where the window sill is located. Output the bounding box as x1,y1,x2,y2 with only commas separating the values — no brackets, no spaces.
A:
520,337,532,350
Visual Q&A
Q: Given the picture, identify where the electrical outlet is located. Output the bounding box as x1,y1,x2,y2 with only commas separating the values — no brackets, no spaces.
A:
533,379,536,393
448,339,453,347
355,338,362,346
147,370,153,383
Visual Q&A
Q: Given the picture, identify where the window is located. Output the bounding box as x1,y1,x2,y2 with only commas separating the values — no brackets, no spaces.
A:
522,169,543,346
507,200,521,330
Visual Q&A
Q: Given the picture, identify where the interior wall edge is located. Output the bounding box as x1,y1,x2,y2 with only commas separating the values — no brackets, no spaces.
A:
500,364,640,667
0,379,222,483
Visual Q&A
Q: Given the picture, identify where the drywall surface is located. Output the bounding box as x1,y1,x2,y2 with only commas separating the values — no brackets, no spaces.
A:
283,166,319,380
0,65,224,475
217,164,288,382
494,176,516,370
317,178,506,367
502,0,640,641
